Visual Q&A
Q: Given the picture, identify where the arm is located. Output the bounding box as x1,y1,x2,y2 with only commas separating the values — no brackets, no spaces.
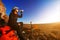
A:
18,10,24,18
18,13,23,18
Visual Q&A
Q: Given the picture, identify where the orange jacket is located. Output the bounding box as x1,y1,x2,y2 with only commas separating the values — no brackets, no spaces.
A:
0,26,18,40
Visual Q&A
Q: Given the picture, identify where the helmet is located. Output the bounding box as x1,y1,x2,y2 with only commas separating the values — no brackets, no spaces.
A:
13,7,19,10
12,7,19,12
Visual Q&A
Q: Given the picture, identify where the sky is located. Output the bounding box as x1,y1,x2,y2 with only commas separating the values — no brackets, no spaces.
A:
2,0,60,24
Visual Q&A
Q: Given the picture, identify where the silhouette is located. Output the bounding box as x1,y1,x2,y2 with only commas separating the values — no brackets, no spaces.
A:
8,7,25,40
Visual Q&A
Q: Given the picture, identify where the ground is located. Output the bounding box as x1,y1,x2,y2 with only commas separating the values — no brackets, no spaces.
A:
22,23,60,40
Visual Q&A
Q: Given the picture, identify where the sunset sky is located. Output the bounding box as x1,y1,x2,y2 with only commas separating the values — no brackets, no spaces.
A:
2,0,60,24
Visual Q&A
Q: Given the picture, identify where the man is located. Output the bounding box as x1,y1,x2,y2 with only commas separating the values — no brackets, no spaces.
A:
0,0,8,23
8,7,25,40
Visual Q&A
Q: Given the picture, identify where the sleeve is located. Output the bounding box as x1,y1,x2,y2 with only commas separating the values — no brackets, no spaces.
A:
18,13,23,18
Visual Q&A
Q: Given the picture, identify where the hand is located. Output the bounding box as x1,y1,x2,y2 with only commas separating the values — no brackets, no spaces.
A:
20,10,24,13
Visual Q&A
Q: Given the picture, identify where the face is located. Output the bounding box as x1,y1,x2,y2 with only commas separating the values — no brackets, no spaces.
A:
0,5,6,14
0,5,6,19
18,23,21,26
14,9,19,14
